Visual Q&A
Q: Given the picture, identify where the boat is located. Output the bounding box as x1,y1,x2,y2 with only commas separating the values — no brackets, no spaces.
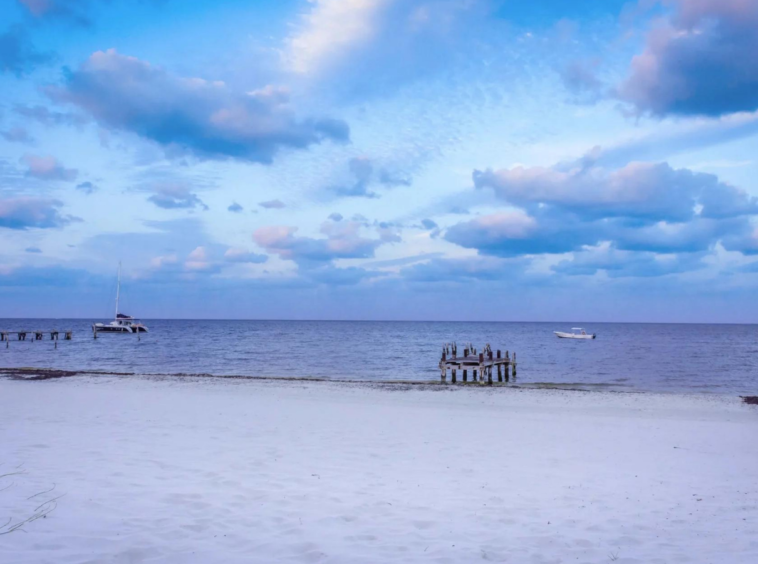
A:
554,328,595,339
92,263,148,334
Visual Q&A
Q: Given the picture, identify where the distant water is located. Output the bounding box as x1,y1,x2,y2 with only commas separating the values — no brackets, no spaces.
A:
1,319,756,395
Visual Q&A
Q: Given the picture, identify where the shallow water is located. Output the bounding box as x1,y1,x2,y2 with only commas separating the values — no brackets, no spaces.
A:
1,319,757,394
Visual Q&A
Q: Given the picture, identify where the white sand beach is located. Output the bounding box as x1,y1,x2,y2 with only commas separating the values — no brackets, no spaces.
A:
1,375,757,564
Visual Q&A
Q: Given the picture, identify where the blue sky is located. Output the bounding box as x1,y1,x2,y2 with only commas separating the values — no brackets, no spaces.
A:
1,0,757,322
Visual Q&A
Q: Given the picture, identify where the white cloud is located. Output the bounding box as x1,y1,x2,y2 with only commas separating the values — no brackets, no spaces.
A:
282,0,490,98
185,246,212,271
285,0,387,75
224,247,268,264
150,254,179,269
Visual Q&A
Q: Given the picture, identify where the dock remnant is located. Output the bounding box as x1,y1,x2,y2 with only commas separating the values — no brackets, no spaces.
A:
1,330,72,349
439,342,516,385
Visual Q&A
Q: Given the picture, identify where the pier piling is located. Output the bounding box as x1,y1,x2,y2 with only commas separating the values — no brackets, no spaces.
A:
0,329,72,348
437,342,518,386
497,350,503,382
479,353,486,386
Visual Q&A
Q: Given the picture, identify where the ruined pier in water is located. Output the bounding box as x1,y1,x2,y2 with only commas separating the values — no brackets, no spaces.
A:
1,330,73,349
438,342,517,385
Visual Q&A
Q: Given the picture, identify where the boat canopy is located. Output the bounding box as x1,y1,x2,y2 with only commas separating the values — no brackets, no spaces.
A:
116,313,133,319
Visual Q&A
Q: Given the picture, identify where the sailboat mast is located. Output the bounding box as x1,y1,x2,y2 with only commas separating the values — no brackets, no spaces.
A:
115,262,121,318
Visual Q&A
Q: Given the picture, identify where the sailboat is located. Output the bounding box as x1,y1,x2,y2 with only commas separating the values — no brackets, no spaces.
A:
92,263,148,334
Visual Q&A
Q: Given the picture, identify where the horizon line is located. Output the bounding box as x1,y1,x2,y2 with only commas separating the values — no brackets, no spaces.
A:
0,317,756,326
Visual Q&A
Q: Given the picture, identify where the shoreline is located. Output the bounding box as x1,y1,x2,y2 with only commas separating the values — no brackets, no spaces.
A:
1,367,754,401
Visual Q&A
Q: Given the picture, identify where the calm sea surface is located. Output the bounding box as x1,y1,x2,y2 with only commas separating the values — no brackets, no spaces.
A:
1,319,756,395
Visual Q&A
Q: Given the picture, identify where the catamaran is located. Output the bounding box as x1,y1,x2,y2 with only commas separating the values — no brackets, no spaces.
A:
92,263,148,334
554,328,595,339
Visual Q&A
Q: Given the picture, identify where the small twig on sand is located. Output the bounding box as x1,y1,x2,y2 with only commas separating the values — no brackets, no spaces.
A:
34,493,66,513
27,484,56,500
0,467,27,494
1,480,64,536
0,497,60,536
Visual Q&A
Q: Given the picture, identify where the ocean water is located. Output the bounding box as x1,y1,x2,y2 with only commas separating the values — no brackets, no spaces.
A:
1,319,757,395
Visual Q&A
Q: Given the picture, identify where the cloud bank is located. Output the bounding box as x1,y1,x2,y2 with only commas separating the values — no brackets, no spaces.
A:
284,0,493,98
47,50,350,163
254,220,386,264
446,159,758,259
618,0,758,116
0,197,73,229
21,154,78,181
145,184,208,210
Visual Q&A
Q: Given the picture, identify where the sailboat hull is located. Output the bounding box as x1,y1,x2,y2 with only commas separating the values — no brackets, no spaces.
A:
92,324,148,333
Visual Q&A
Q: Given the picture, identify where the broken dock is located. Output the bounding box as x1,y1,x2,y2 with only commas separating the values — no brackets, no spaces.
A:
439,342,517,385
1,330,73,348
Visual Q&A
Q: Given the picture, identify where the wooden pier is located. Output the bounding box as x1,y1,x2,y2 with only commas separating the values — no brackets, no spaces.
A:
439,343,516,385
1,330,73,348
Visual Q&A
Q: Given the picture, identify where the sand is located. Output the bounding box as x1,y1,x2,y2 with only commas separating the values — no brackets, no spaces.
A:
1,375,757,564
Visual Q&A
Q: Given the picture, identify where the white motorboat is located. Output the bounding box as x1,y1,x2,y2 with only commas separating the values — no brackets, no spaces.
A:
554,327,595,339
92,263,148,334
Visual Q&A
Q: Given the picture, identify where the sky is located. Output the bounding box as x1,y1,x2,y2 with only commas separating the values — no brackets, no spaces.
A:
1,0,757,322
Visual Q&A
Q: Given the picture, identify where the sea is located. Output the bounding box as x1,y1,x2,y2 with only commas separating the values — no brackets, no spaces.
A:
1,319,756,395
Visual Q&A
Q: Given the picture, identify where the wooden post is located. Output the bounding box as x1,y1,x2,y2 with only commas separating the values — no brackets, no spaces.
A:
451,368,457,384
479,353,485,385
463,369,468,382
441,351,447,383
512,352,517,379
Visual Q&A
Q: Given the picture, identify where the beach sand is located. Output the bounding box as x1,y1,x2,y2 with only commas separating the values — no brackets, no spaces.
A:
1,375,756,564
